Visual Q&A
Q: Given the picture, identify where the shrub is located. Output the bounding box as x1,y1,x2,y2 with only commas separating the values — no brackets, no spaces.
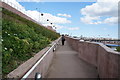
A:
116,47,120,52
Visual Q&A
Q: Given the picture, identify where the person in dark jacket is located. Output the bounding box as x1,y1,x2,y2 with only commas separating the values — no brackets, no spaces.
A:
61,35,65,45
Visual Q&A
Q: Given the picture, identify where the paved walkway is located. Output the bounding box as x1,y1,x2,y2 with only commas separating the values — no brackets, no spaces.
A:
46,42,98,78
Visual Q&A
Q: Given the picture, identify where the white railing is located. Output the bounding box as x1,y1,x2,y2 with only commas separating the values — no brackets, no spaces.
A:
21,37,61,80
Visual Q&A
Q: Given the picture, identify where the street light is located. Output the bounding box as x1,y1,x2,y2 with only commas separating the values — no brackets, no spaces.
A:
35,8,57,31
36,8,44,23
41,13,44,16
47,19,49,21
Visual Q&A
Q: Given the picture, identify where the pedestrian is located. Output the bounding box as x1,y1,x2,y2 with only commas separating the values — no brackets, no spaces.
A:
61,35,65,45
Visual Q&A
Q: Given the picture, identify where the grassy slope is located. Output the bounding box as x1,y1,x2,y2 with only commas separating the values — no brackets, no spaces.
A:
2,8,60,77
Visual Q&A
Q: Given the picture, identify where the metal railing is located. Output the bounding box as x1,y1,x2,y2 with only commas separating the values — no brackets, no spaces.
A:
21,37,61,80
21,43,56,80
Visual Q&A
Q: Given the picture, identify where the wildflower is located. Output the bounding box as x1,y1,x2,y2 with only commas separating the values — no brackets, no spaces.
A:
5,47,7,50
8,34,10,35
9,48,13,52
5,31,7,33
14,34,17,36
1,39,3,41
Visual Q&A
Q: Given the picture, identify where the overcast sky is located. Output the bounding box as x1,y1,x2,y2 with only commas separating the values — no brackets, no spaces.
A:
2,0,120,39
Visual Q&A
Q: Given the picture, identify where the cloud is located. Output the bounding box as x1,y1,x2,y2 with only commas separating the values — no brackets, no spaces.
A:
2,0,26,12
68,27,80,30
26,10,71,24
80,0,119,24
80,16,101,24
2,0,71,25
42,24,64,30
104,17,118,24
57,13,71,18
42,23,80,31
55,25,64,30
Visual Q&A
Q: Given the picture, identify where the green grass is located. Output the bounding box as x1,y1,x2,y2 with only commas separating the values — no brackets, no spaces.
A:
2,8,60,77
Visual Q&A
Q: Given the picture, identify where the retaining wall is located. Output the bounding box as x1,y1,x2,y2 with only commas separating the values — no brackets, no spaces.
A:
66,37,120,78
7,38,61,78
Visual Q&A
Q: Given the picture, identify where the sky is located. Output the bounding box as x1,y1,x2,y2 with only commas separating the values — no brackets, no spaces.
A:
2,0,120,39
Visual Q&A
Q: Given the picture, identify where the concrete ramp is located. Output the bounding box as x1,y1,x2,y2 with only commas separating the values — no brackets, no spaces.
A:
46,42,98,78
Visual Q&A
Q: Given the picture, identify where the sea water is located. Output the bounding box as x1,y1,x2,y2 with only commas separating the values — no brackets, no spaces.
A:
106,44,120,51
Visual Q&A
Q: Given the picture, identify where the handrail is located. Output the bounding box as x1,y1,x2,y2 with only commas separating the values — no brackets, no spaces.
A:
21,37,61,80
21,43,56,80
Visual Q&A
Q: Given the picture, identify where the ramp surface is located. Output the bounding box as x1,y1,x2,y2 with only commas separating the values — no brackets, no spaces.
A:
46,42,98,78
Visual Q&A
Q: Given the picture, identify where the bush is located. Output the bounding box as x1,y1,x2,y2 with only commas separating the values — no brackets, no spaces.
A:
116,47,120,52
2,8,60,77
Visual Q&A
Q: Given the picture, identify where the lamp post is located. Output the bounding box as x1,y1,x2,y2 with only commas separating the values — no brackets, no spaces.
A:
35,8,56,30
36,8,44,23
47,19,57,30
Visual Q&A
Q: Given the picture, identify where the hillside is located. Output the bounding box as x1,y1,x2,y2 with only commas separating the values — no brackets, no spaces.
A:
2,8,60,77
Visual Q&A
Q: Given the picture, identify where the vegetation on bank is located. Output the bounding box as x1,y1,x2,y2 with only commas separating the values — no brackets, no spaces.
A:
116,47,120,52
2,8,60,77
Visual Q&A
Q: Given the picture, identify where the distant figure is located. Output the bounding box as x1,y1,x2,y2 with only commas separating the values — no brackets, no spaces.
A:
61,35,65,45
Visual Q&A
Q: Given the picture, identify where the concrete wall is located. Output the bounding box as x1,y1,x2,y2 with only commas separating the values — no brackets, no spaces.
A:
7,38,61,78
66,37,120,78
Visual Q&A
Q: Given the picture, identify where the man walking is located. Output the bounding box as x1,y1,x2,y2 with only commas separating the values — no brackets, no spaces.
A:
61,35,65,45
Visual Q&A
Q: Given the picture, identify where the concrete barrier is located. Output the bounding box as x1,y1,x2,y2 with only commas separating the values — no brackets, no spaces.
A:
78,42,98,66
7,38,61,78
66,37,120,78
98,44,120,78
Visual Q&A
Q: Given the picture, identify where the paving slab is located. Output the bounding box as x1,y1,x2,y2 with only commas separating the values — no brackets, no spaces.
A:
46,42,98,78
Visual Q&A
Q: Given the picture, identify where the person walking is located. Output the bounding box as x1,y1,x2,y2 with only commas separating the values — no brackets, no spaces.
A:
61,35,65,45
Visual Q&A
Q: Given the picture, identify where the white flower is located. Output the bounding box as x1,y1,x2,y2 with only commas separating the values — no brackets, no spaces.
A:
14,34,17,35
8,34,10,35
1,39,3,41
5,31,7,33
5,47,7,50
